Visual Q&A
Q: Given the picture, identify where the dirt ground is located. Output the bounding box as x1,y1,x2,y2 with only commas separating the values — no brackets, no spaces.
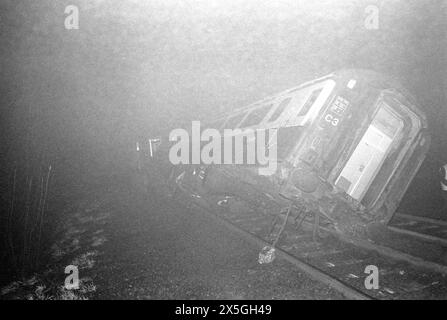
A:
0,176,344,300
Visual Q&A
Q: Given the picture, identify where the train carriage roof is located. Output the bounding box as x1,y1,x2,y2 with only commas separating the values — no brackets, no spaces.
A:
205,69,428,129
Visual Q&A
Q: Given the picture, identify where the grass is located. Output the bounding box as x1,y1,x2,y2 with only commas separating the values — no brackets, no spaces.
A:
2,276,96,300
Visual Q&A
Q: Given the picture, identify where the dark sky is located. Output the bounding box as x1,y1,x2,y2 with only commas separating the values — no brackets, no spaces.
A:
1,0,446,174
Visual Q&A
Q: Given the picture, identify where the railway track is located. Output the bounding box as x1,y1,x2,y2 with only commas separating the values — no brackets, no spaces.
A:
172,181,447,300
390,213,447,246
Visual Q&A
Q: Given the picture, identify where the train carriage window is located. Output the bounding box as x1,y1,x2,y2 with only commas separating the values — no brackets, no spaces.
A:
268,97,292,123
267,79,336,127
291,80,336,125
296,88,323,117
240,104,273,128
335,105,404,201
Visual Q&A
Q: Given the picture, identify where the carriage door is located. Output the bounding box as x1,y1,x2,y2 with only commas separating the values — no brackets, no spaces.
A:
335,105,404,201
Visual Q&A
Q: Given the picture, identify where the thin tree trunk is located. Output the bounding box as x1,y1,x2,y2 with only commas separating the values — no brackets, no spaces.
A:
7,167,17,269
36,165,52,267
22,175,33,275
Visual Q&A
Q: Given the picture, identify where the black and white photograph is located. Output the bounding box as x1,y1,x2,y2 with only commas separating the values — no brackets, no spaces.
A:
1,0,447,306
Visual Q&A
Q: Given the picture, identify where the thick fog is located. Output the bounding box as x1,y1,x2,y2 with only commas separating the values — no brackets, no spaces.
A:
1,0,445,190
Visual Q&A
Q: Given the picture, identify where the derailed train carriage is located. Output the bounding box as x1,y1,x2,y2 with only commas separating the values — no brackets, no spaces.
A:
172,69,431,239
